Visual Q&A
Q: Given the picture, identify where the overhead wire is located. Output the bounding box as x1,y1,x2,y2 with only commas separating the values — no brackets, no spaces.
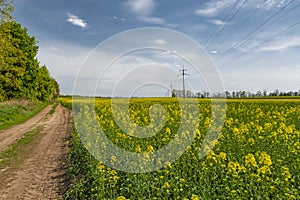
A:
201,0,240,47
205,0,249,49
220,19,300,67
216,0,296,60
189,2,300,80
209,0,260,51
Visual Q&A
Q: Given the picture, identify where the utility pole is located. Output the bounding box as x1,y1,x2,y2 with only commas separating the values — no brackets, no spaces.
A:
179,65,189,98
167,84,173,97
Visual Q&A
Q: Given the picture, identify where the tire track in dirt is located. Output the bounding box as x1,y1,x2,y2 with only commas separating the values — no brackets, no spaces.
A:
0,104,53,152
0,104,72,199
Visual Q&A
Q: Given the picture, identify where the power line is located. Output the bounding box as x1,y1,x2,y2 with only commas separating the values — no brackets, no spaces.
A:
220,19,300,67
189,18,300,79
216,0,296,60
205,0,249,49
201,0,240,47
210,0,260,51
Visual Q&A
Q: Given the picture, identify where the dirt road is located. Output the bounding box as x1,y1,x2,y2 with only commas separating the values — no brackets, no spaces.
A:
0,104,72,199
0,104,53,152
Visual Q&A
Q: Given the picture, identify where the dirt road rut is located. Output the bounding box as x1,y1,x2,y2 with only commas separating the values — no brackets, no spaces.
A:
0,104,72,199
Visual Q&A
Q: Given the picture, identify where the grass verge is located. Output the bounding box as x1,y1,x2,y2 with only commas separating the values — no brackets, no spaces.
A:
0,126,42,187
0,100,51,130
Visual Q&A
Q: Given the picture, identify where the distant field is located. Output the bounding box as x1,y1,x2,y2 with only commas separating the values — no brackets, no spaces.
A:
0,100,50,130
61,97,299,199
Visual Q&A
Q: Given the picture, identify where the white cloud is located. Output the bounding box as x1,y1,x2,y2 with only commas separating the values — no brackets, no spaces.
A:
153,38,167,45
195,0,237,17
66,13,88,28
263,0,288,10
126,0,166,25
139,16,165,24
258,36,300,52
210,50,218,54
211,19,227,26
126,0,156,15
37,41,91,94
195,0,289,17
112,16,126,21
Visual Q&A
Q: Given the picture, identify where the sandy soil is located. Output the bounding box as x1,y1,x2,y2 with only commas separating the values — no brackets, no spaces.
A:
0,104,72,199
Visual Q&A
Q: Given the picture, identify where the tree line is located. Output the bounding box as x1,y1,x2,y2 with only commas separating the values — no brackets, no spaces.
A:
0,0,59,101
195,89,300,98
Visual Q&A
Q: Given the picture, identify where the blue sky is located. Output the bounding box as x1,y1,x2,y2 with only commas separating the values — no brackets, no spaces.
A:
13,0,300,96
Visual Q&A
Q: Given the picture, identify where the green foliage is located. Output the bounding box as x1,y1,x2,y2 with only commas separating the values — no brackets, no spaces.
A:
0,100,50,130
0,1,59,101
0,0,14,21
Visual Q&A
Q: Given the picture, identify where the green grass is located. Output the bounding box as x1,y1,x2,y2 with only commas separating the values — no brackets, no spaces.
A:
49,102,58,115
0,100,51,130
0,127,42,187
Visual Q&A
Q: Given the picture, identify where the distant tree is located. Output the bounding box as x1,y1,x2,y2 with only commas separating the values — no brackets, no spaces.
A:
241,91,246,98
263,90,267,97
225,91,230,98
171,90,176,97
274,89,279,96
256,90,261,97
232,91,235,98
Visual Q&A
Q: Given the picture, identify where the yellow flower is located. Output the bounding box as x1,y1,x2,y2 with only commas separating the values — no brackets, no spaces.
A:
245,153,257,168
196,129,201,138
258,165,271,174
191,194,200,200
219,152,227,161
135,145,141,153
206,150,215,159
98,163,106,171
113,175,119,183
116,196,126,200
233,127,240,134
147,145,154,152
227,162,245,174
258,152,272,166
281,166,291,181
248,138,254,145
165,127,171,134
163,182,170,188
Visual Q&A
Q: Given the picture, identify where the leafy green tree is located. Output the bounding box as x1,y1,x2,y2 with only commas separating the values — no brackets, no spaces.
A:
0,0,14,21
0,1,60,101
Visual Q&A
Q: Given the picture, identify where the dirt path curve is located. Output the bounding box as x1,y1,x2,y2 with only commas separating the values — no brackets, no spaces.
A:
0,104,53,152
0,104,72,199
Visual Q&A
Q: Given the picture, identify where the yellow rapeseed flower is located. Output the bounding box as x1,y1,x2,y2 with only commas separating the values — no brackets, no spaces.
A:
258,152,272,166
281,166,291,181
227,161,245,174
163,182,170,188
219,152,227,161
135,145,141,153
165,127,171,134
258,165,271,175
147,145,154,152
191,194,200,200
248,138,255,145
245,153,257,168
116,196,126,200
